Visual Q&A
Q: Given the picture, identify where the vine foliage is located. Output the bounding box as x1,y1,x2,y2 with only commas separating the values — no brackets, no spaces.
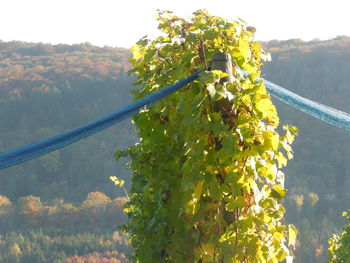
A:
328,210,350,262
116,10,298,263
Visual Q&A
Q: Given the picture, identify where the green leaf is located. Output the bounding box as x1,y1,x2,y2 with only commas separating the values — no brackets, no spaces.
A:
271,184,286,200
130,44,143,60
193,180,204,200
276,152,287,168
222,135,236,154
225,196,245,211
288,224,297,247
207,84,216,97
263,131,279,151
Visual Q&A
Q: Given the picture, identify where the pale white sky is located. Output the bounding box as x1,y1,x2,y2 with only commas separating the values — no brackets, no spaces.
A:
1,0,349,48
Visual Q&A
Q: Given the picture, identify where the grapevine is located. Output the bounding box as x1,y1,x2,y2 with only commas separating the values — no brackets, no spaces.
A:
117,10,298,263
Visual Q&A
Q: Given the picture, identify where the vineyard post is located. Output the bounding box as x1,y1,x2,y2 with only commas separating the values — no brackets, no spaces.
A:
211,52,236,232
211,52,233,83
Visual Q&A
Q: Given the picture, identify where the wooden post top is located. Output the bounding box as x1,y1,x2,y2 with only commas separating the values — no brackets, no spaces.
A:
211,53,233,83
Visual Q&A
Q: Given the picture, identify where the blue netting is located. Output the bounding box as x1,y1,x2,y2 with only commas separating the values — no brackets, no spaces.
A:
239,69,350,131
1,67,350,170
264,79,350,131
0,71,200,169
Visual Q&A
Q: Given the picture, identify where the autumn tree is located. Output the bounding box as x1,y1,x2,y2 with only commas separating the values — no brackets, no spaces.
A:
81,192,112,226
17,196,43,226
0,195,13,210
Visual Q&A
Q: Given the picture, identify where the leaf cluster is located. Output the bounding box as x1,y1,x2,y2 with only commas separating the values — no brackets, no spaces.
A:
328,210,350,262
121,10,298,263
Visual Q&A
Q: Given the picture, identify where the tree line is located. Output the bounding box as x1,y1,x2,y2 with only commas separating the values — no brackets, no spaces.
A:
0,192,127,233
0,229,130,263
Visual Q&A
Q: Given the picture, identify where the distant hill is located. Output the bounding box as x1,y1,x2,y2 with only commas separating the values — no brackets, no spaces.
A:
0,41,135,202
262,36,350,112
0,40,131,99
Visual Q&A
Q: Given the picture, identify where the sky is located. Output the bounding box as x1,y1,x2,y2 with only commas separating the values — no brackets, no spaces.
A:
1,0,349,48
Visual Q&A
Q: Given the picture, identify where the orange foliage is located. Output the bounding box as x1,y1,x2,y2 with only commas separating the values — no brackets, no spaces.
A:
0,41,131,99
64,251,129,263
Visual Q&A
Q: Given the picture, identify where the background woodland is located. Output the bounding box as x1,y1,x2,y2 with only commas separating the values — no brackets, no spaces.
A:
0,37,350,262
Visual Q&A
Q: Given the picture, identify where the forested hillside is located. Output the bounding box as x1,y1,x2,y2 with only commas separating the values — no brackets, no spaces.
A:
0,41,134,262
0,41,134,202
0,38,349,262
